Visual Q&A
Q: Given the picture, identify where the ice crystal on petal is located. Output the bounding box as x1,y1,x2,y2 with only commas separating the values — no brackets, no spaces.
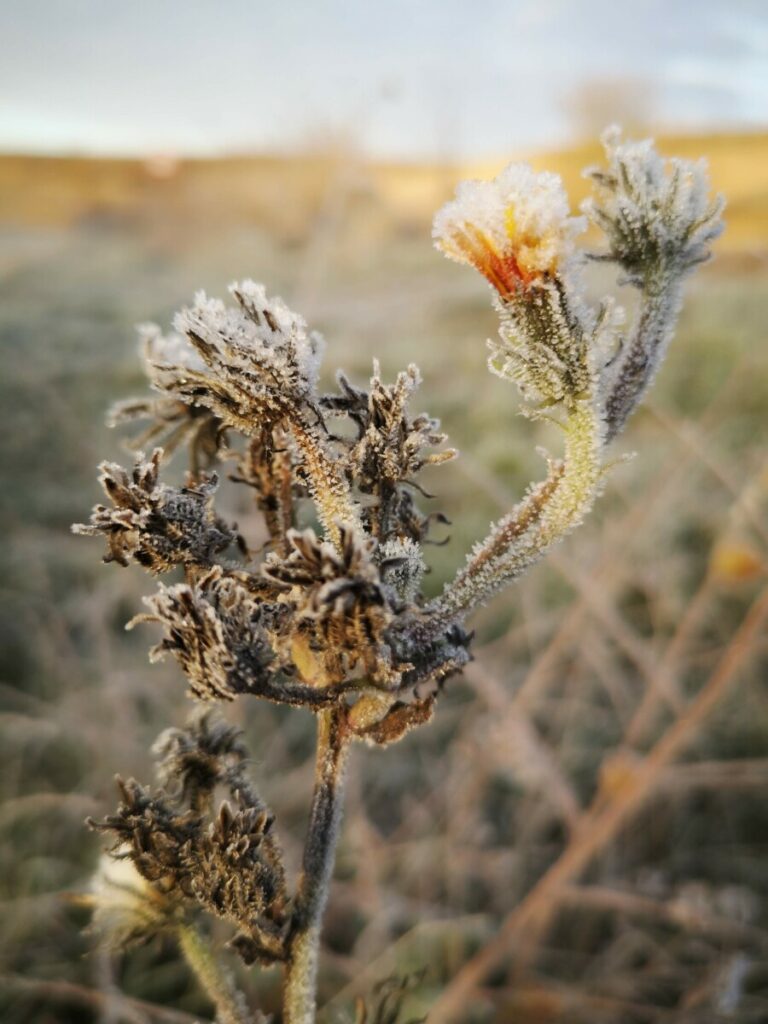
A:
433,164,585,296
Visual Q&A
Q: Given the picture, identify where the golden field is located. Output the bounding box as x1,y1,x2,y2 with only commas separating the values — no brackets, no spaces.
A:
2,131,767,253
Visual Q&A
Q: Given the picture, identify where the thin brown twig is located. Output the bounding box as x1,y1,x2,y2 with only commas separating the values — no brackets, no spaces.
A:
0,973,210,1024
559,883,768,944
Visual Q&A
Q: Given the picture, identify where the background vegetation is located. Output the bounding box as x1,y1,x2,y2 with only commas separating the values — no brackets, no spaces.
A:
1,132,767,1022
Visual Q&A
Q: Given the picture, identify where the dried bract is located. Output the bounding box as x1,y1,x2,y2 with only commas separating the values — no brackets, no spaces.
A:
72,449,237,573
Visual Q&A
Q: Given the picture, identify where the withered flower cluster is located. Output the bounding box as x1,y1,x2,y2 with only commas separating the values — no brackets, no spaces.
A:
90,713,288,967
76,131,723,1023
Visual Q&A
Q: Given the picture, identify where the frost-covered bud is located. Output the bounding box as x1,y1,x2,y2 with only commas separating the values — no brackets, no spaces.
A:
584,128,725,439
583,126,724,285
433,164,585,297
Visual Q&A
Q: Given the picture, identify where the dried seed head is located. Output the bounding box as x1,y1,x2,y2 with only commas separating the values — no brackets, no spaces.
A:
141,281,325,436
324,362,454,494
186,797,288,964
264,525,397,686
322,362,455,544
130,568,276,702
90,733,289,964
72,449,238,573
152,708,251,810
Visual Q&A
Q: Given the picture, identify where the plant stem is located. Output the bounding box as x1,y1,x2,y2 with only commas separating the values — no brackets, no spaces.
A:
283,706,350,1023
177,923,251,1024
289,418,362,545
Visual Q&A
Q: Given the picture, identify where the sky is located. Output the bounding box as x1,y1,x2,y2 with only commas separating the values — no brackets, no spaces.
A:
1,0,766,160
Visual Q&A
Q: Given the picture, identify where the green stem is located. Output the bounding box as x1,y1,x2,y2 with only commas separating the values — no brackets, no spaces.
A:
283,707,350,1023
432,399,603,620
178,923,251,1024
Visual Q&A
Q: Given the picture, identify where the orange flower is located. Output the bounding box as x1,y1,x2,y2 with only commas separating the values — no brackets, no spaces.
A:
433,164,584,298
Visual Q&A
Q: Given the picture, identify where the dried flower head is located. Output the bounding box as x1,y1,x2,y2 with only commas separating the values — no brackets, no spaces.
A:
146,282,325,435
72,449,239,573
152,708,251,810
129,568,276,702
263,525,396,686
90,717,289,967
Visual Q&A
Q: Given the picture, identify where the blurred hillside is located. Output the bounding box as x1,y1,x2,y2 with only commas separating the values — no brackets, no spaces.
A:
2,131,767,254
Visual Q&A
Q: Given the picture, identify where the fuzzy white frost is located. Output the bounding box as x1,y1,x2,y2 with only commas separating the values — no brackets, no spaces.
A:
164,280,325,395
433,163,585,284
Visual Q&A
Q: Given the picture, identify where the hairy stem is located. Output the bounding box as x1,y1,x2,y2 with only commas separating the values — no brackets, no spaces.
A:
177,923,250,1024
289,418,362,545
283,706,350,1023
432,399,603,620
602,272,683,441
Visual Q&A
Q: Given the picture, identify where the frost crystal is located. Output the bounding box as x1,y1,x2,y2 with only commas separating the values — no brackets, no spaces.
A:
139,323,206,375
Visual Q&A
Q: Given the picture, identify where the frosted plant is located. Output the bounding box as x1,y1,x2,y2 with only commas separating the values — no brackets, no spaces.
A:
75,130,722,1023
